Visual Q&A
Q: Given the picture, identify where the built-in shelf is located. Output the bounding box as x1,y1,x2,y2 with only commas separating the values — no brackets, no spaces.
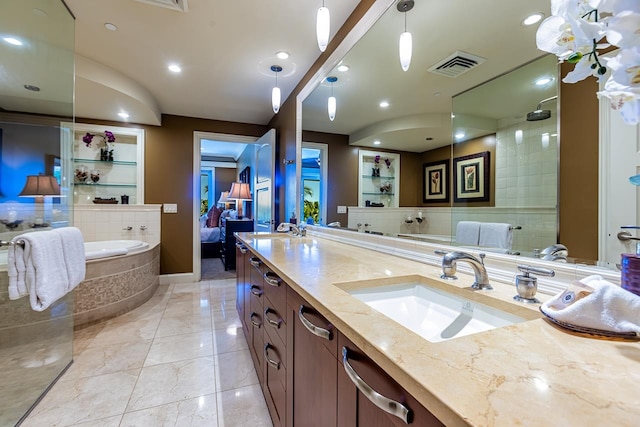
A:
358,149,401,208
67,122,145,205
73,158,137,166
74,183,137,188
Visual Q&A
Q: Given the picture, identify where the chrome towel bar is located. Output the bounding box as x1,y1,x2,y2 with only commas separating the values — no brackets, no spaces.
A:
0,239,25,248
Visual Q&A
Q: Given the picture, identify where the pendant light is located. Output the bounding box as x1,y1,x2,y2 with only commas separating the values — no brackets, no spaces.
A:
316,1,330,52
397,0,414,72
271,65,282,114
327,76,337,121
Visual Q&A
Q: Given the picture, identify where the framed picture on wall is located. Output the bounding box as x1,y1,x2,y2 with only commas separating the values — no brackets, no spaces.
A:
453,151,490,202
422,160,449,203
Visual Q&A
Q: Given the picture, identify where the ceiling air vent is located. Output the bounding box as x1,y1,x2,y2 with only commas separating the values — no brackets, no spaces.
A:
428,51,486,78
133,0,188,12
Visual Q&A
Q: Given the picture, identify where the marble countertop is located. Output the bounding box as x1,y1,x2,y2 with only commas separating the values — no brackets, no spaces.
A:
236,232,640,427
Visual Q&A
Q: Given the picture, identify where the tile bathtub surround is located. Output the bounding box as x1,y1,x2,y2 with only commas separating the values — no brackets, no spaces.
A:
73,204,161,246
22,279,273,427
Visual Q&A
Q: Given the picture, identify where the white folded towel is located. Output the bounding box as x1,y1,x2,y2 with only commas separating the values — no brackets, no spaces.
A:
540,275,640,334
7,227,86,311
456,221,480,246
53,227,86,292
479,222,513,250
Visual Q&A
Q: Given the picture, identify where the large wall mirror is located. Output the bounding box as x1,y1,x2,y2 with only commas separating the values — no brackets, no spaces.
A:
300,0,614,271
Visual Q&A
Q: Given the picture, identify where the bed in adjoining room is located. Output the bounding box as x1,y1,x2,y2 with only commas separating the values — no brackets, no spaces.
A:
200,206,238,258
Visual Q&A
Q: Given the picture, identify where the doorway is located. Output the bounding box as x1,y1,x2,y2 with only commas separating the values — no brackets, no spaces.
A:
301,142,328,225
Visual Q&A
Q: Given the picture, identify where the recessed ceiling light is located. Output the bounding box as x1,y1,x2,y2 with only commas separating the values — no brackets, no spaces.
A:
276,51,289,60
433,91,441,97
373,140,381,145
168,64,182,73
379,101,389,108
337,64,350,72
3,37,23,46
104,23,118,31
523,13,544,26
455,132,465,140
535,76,553,86
118,112,130,118
24,84,40,92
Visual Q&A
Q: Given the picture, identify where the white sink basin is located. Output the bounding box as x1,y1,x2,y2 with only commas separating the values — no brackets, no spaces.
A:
349,283,526,343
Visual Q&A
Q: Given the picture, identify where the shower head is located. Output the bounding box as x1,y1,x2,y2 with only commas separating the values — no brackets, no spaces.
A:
526,95,558,121
527,109,552,121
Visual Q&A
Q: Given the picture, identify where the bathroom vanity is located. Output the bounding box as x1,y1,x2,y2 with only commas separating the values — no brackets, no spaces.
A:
235,230,639,426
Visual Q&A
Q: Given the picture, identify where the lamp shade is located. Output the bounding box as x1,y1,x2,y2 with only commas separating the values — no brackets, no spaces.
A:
272,86,281,114
227,182,252,201
19,175,60,197
316,6,330,52
217,191,229,204
399,31,412,72
328,96,336,121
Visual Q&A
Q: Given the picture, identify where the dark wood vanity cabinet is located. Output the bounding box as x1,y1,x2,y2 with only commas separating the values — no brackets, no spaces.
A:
337,334,444,427
287,286,339,427
235,245,443,427
235,242,248,337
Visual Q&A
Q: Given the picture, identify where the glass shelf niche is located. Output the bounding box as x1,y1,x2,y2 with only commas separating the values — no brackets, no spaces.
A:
73,158,137,166
68,122,145,205
358,149,401,208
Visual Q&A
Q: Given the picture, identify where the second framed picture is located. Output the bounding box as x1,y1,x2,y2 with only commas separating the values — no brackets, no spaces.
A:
453,151,490,202
423,160,449,203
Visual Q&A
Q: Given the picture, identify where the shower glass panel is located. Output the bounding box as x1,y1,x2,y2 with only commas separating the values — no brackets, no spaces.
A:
0,1,75,425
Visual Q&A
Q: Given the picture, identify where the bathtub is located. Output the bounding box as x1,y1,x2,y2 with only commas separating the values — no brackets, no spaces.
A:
84,239,149,260
0,239,160,328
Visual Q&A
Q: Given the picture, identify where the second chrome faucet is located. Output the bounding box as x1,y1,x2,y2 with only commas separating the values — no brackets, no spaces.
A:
439,250,492,290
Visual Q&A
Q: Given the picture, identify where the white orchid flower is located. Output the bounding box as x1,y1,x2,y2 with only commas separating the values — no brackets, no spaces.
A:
606,11,640,49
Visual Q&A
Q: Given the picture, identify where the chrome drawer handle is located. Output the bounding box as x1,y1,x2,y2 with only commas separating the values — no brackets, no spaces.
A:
264,307,282,329
264,343,280,370
342,347,411,425
264,271,281,287
250,312,261,328
239,247,248,254
250,285,263,297
249,257,261,267
298,305,332,341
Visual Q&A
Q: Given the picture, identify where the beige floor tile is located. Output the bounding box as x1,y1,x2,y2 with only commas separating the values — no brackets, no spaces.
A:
126,357,216,412
216,384,273,427
64,339,152,380
212,307,242,330
214,350,260,392
70,415,122,426
73,323,106,355
155,312,212,338
88,317,160,347
210,296,236,313
144,332,213,367
120,394,218,427
22,369,139,427
164,297,213,318
212,327,248,355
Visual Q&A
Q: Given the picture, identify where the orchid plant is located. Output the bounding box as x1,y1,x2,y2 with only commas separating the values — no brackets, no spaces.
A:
536,0,640,125
82,130,116,147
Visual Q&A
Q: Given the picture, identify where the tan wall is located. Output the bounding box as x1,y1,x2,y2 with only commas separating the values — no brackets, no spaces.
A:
558,64,599,260
77,115,268,274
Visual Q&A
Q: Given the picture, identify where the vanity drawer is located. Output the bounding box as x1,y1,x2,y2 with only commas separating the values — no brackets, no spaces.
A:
262,268,286,315
263,298,287,346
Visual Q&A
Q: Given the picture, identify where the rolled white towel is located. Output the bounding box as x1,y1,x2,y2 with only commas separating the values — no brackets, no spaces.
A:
540,275,640,334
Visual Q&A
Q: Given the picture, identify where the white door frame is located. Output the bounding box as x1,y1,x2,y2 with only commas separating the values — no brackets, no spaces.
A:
190,131,259,283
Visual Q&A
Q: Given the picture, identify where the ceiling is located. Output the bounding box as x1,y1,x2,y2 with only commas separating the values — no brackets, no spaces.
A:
2,0,554,153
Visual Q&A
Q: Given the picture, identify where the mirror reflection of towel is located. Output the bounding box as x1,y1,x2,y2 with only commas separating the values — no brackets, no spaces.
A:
456,221,480,245
479,223,513,250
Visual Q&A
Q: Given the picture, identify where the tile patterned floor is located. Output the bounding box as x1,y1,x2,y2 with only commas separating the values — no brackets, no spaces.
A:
22,279,273,427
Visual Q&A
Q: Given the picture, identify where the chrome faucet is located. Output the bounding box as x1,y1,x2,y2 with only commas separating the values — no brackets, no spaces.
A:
276,222,306,237
441,251,492,290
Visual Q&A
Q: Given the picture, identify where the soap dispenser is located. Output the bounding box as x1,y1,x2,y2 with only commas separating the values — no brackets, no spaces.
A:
514,265,555,303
